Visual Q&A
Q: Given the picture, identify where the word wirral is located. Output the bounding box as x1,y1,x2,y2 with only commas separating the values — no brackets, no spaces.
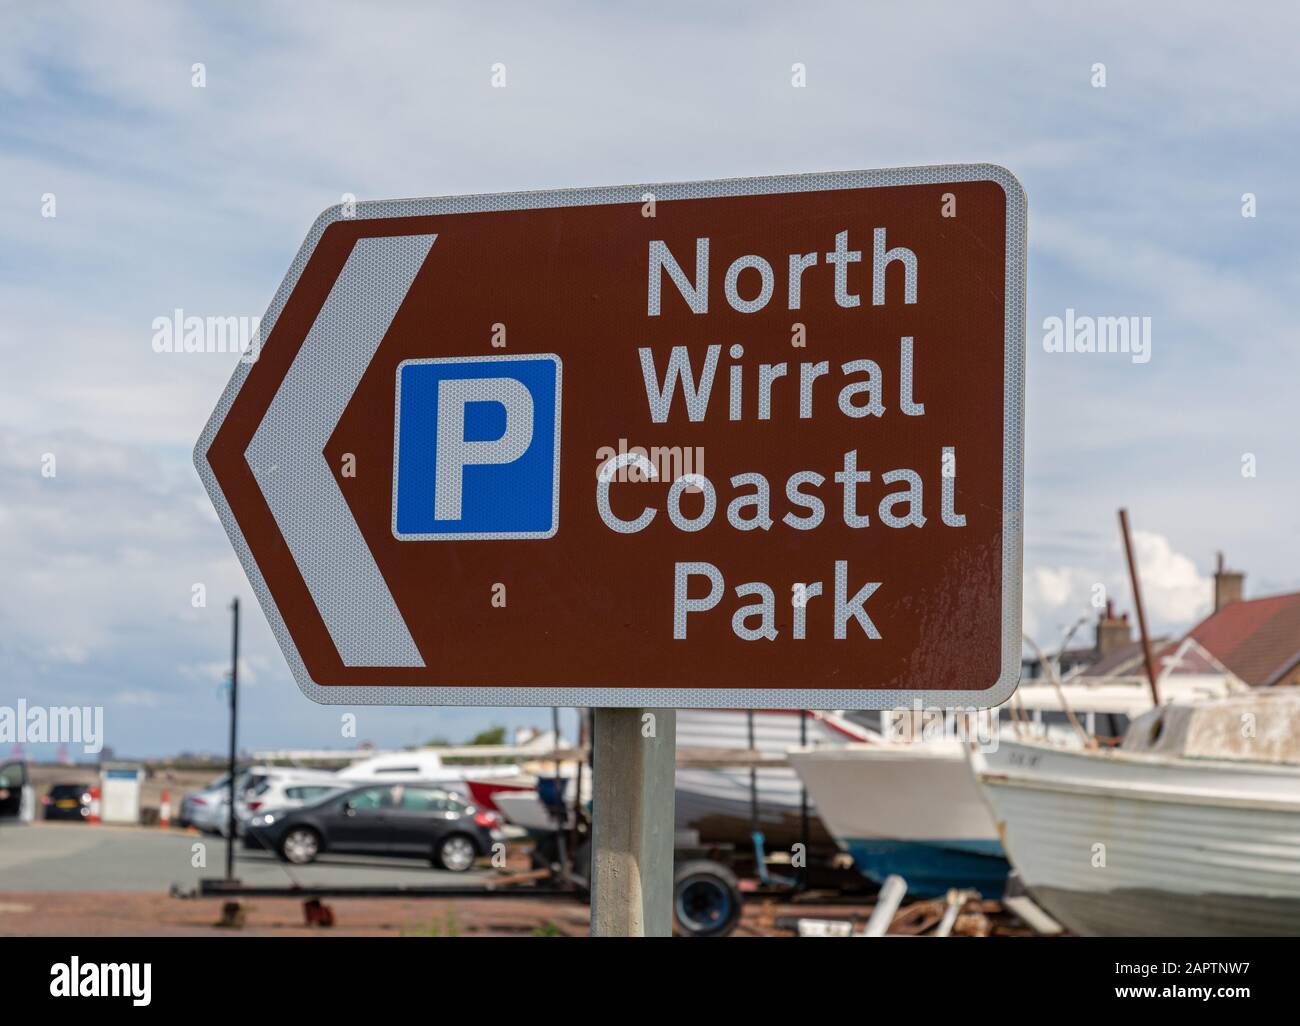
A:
195,165,1026,707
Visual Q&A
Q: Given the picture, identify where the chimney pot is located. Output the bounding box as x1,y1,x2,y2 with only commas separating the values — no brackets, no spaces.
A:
1213,554,1244,612
1095,605,1133,657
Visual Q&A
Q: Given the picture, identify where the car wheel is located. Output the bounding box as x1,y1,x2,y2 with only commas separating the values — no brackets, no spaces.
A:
436,833,478,873
280,827,321,865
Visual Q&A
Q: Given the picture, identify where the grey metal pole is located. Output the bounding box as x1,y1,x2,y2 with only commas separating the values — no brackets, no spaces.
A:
225,597,240,881
590,707,676,936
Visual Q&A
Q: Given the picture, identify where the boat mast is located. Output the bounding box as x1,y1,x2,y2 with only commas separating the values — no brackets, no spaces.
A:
1118,508,1161,706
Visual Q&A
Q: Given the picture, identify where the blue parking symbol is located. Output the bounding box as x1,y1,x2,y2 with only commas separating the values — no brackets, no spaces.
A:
392,354,561,539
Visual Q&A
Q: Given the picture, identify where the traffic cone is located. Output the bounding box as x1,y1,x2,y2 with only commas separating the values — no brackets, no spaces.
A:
159,790,171,829
88,787,101,825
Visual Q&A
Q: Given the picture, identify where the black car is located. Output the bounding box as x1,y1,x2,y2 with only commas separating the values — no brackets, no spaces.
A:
245,782,502,872
43,783,93,821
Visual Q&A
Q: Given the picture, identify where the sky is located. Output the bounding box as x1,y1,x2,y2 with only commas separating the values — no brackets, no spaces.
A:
2,1,1298,758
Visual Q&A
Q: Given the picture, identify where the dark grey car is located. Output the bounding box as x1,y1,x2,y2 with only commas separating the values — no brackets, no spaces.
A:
245,782,502,872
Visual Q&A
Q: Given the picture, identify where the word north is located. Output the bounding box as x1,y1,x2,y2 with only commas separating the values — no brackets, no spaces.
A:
1042,308,1152,364
648,229,918,315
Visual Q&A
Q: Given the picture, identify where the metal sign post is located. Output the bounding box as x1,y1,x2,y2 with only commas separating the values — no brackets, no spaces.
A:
591,708,676,937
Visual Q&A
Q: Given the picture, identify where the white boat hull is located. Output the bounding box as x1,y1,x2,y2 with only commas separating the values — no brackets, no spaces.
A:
789,741,998,844
788,741,1009,895
976,740,1300,936
492,790,560,831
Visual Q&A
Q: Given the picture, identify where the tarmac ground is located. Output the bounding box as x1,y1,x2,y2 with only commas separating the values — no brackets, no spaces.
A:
0,821,1027,937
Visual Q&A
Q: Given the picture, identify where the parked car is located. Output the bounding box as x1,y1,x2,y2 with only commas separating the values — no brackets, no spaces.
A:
179,772,242,834
245,782,503,871
245,777,344,816
0,760,29,821
232,767,340,836
242,765,338,800
42,783,93,821
240,780,346,848
182,766,337,836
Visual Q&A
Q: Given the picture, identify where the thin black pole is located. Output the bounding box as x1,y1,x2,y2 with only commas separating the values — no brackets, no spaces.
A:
225,597,240,881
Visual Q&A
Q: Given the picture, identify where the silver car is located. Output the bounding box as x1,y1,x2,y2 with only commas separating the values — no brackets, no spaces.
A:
180,773,243,834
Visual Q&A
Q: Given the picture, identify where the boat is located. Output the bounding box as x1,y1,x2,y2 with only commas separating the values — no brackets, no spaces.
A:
973,690,1300,935
336,748,523,794
481,764,591,832
789,739,1008,896
463,777,535,814
473,710,871,849
675,709,873,851
787,664,1243,898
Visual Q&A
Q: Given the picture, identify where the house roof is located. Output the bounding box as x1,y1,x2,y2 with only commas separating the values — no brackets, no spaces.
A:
1078,637,1168,678
1177,591,1300,686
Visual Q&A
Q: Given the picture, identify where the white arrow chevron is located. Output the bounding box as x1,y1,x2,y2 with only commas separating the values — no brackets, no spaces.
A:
244,233,436,668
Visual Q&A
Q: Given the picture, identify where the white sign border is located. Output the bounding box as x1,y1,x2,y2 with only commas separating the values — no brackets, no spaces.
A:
194,163,1027,710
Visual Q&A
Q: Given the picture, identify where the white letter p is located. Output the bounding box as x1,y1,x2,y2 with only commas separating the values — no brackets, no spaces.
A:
435,377,533,520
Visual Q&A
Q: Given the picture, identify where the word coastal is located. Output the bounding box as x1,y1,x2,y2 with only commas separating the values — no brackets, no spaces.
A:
596,231,970,642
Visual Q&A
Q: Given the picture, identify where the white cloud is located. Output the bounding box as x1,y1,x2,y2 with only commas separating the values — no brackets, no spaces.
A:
1023,565,1104,649
1131,530,1212,625
1023,530,1210,651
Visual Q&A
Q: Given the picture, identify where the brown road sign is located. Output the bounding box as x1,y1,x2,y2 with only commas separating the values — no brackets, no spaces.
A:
194,165,1026,708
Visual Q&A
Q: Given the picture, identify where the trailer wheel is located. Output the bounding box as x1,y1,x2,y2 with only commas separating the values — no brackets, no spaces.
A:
673,860,742,937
